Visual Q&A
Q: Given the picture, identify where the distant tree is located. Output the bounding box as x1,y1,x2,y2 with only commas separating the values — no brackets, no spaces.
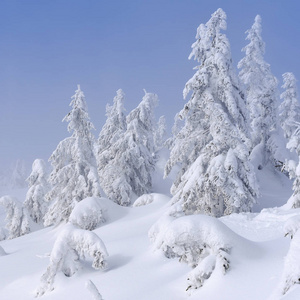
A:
238,15,282,169
99,91,158,205
154,115,167,150
0,195,30,239
44,85,101,226
165,8,258,217
10,159,27,188
97,89,127,159
24,159,49,224
279,72,300,140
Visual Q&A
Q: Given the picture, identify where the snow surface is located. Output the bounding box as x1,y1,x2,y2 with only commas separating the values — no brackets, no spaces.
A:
0,166,300,299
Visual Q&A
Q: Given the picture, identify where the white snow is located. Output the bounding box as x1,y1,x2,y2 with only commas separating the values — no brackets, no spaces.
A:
0,164,299,299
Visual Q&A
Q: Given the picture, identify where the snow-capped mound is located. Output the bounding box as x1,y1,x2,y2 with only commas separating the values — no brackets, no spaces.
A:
133,193,170,207
133,194,154,207
69,197,105,230
149,213,256,290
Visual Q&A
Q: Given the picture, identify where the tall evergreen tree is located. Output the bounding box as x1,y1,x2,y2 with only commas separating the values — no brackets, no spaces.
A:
238,15,281,169
99,91,158,205
165,8,258,217
44,85,101,226
97,89,127,158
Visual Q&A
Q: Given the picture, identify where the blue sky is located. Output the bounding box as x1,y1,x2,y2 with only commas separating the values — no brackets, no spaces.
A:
1,0,300,171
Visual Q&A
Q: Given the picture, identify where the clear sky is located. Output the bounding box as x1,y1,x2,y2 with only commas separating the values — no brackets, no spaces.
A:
1,0,300,171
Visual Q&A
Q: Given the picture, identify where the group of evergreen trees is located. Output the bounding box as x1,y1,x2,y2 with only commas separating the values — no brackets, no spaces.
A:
3,8,300,236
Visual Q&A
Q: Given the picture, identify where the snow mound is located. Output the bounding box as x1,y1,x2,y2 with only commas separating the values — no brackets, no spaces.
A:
149,213,253,291
69,197,105,230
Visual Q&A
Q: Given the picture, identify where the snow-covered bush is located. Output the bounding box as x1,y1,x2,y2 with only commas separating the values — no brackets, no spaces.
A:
133,194,154,207
0,195,30,239
35,223,108,297
69,197,105,230
273,216,300,296
149,214,233,290
25,159,49,224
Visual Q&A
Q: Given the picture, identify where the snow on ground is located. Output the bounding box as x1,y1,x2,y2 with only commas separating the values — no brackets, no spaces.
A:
0,167,300,299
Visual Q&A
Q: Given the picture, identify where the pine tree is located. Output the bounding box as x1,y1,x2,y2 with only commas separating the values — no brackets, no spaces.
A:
99,91,158,205
44,85,101,226
97,89,127,158
238,15,281,169
279,72,300,140
165,8,258,217
24,159,49,224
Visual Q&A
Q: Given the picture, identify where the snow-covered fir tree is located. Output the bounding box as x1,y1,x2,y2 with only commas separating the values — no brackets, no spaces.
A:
97,89,127,204
97,89,127,159
238,15,282,169
285,119,300,208
165,8,258,217
24,159,49,224
44,85,101,226
99,91,158,205
279,72,300,141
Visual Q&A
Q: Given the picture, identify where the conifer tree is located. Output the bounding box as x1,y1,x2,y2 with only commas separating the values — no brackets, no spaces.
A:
238,15,281,169
100,91,158,205
24,159,49,223
166,8,258,217
44,86,101,226
279,72,300,141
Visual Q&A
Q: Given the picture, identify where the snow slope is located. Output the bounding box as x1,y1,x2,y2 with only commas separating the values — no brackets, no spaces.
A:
0,168,299,299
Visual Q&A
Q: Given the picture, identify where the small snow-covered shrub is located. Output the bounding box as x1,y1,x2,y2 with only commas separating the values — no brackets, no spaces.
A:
133,194,154,207
275,216,300,296
35,224,108,297
149,214,233,290
69,197,105,230
0,195,30,239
